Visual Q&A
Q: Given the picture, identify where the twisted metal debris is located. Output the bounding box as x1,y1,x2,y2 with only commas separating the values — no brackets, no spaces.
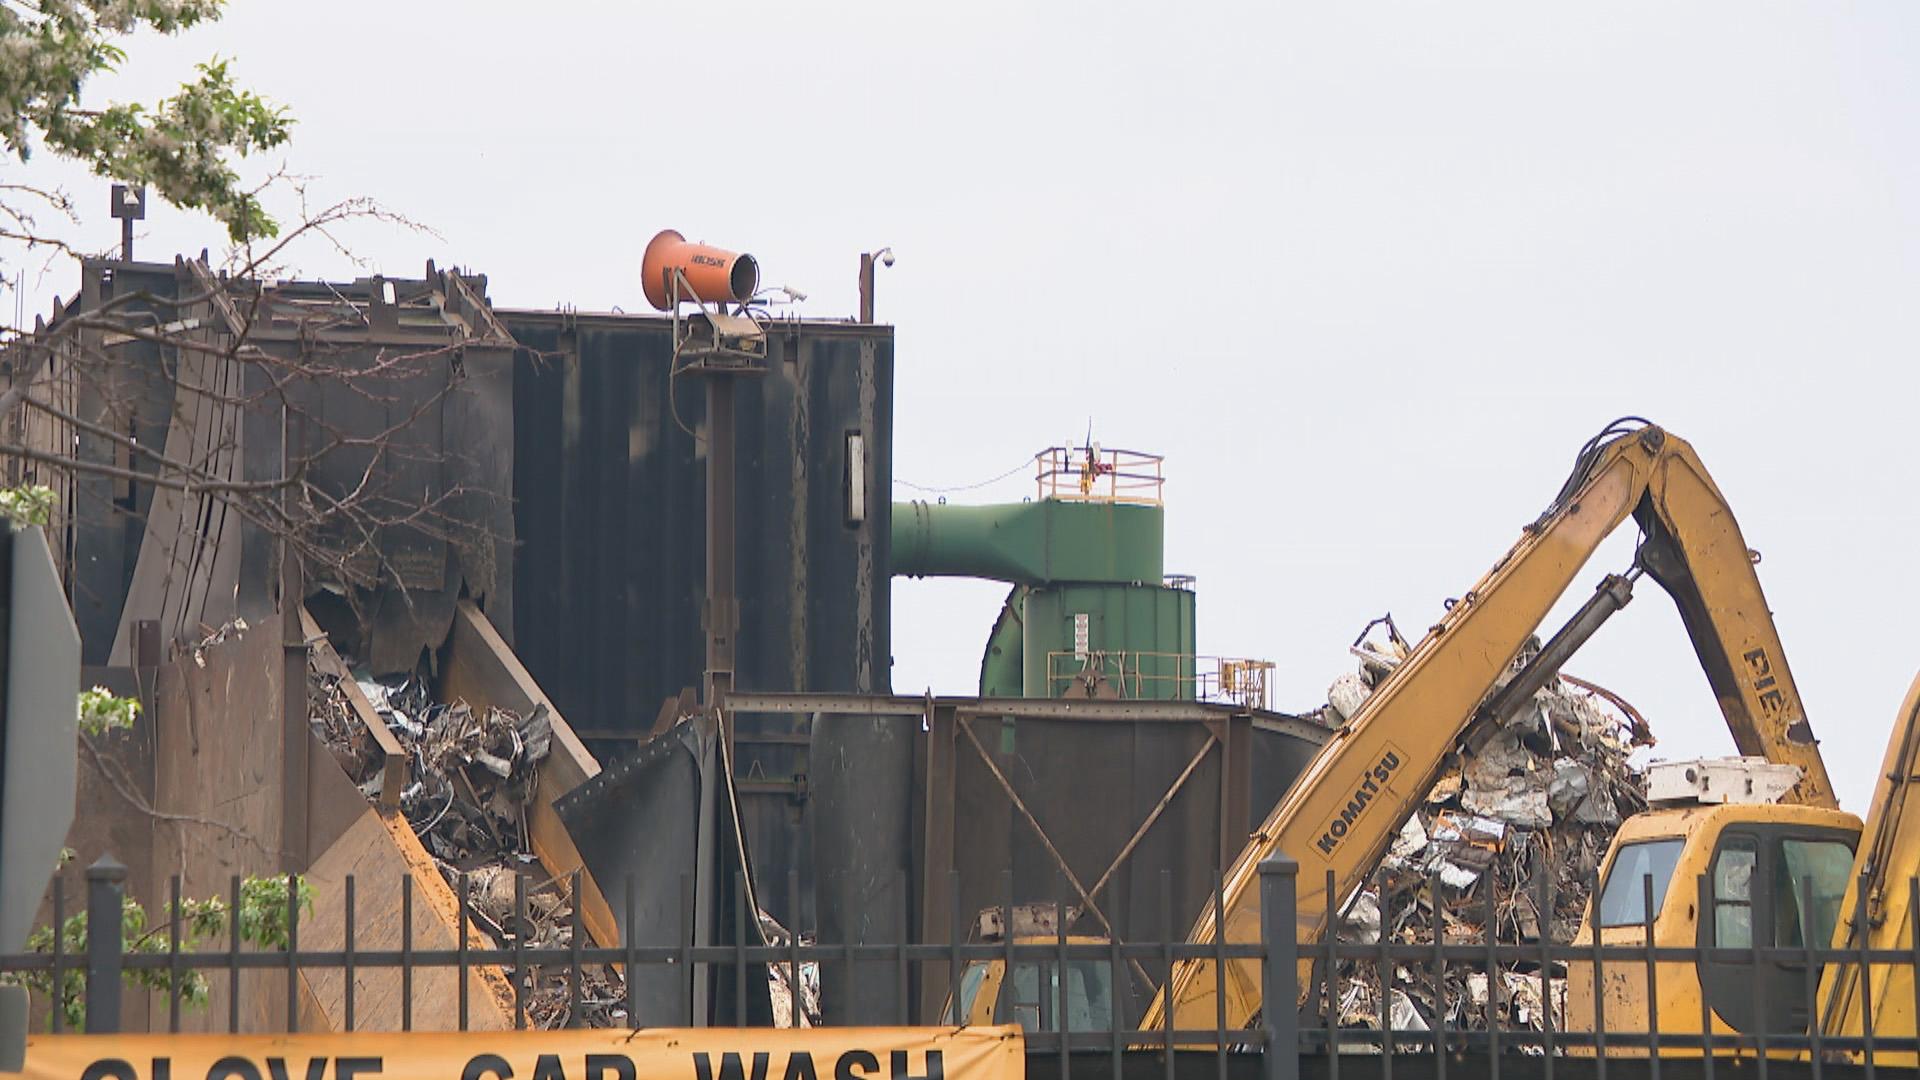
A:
1316,617,1653,1039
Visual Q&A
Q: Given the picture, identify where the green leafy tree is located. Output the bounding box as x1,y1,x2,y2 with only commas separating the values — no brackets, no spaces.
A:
0,483,54,526
77,684,138,734
1,0,292,248
0,654,314,1029
23,874,313,1031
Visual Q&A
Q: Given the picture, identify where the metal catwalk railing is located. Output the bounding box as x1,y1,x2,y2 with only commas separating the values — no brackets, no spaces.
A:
1044,651,1276,709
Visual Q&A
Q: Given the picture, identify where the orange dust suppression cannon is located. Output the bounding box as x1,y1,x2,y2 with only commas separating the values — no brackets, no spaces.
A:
641,229,760,310
641,229,771,720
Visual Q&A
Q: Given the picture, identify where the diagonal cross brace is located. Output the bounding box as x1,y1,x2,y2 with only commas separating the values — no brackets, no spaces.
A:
957,717,1161,993
1084,733,1218,908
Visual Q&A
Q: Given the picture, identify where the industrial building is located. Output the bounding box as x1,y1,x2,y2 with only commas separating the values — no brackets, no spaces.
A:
0,242,1322,1033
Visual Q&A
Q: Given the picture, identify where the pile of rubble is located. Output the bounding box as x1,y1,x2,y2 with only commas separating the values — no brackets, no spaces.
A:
1312,617,1655,1039
761,913,822,1028
309,661,623,1027
371,672,554,865
310,658,820,1028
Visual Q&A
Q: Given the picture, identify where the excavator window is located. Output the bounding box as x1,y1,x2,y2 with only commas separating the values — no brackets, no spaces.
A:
1008,962,1055,1031
1700,826,1859,1034
946,957,1115,1032
946,963,992,1024
1776,838,1854,947
1597,839,1685,927
1061,960,1114,1031
1002,960,1114,1032
1710,839,1758,948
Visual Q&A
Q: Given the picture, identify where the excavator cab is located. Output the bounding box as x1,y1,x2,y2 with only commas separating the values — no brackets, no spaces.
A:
942,941,1116,1030
1566,759,1862,1055
940,904,1115,1032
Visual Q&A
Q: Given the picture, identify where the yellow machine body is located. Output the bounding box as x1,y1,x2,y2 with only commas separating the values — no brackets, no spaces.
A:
1564,802,1862,1057
1565,668,1920,1061
1811,669,1920,1064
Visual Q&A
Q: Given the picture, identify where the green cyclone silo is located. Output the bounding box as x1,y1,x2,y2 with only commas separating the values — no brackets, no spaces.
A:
1022,581,1197,699
892,498,1196,699
979,585,1028,698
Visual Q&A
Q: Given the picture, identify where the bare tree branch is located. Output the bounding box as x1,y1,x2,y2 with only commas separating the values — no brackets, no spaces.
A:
1,186,511,610
78,734,282,863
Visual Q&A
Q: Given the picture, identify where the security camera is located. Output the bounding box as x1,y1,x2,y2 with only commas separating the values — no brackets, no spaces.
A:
873,247,896,268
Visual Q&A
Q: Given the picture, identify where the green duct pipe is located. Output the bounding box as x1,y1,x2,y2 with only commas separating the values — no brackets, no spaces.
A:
891,500,1164,586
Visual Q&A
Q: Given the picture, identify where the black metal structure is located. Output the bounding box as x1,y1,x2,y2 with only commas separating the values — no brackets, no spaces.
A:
503,312,893,937
502,312,895,742
5,257,519,674
714,692,1329,1027
21,260,895,709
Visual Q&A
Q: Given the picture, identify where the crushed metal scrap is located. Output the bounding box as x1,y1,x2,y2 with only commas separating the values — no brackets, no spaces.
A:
1314,616,1652,1041
761,912,822,1028
308,658,617,1028
309,657,821,1028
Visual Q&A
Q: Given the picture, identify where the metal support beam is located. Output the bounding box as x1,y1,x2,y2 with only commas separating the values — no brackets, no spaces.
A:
703,373,738,747
917,703,956,1024
279,531,309,871
723,690,1329,743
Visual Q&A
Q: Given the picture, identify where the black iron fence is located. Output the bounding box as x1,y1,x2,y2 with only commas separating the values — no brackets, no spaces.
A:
8,855,1920,1080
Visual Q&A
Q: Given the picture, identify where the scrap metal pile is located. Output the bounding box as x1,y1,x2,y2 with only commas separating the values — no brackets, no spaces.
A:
1312,618,1655,1039
308,661,624,1027
310,658,820,1028
761,913,822,1028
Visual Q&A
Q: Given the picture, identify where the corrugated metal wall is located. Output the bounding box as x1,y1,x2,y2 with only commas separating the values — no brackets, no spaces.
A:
502,311,894,737
503,313,892,932
940,718,1323,1023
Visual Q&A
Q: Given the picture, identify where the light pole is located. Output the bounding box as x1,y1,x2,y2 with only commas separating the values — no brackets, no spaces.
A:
857,246,894,323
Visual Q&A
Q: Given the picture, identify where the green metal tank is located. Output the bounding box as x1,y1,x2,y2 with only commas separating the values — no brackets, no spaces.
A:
1021,581,1197,699
892,496,1196,700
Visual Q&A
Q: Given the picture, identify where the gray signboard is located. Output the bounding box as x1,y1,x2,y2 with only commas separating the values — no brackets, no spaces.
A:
0,526,80,950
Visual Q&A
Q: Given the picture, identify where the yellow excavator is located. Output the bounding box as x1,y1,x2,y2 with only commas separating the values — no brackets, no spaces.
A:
1143,418,1838,1036
1565,662,1920,1061
954,418,1845,1041
1155,415,1920,1062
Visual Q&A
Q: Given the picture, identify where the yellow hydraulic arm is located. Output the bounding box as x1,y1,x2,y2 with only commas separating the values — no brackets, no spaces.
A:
1144,420,1836,1033
1817,670,1920,1056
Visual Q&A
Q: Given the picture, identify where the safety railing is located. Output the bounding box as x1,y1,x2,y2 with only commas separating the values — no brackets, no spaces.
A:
1035,446,1164,505
1216,659,1275,712
1044,651,1276,710
11,855,1920,1080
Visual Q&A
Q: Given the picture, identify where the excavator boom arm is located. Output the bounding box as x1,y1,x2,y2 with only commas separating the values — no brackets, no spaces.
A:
1145,422,1833,1033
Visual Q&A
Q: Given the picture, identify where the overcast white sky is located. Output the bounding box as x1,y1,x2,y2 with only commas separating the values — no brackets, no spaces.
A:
10,3,1919,812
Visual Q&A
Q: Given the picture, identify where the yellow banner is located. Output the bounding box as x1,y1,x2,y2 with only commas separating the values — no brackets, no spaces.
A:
18,1025,1024,1080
